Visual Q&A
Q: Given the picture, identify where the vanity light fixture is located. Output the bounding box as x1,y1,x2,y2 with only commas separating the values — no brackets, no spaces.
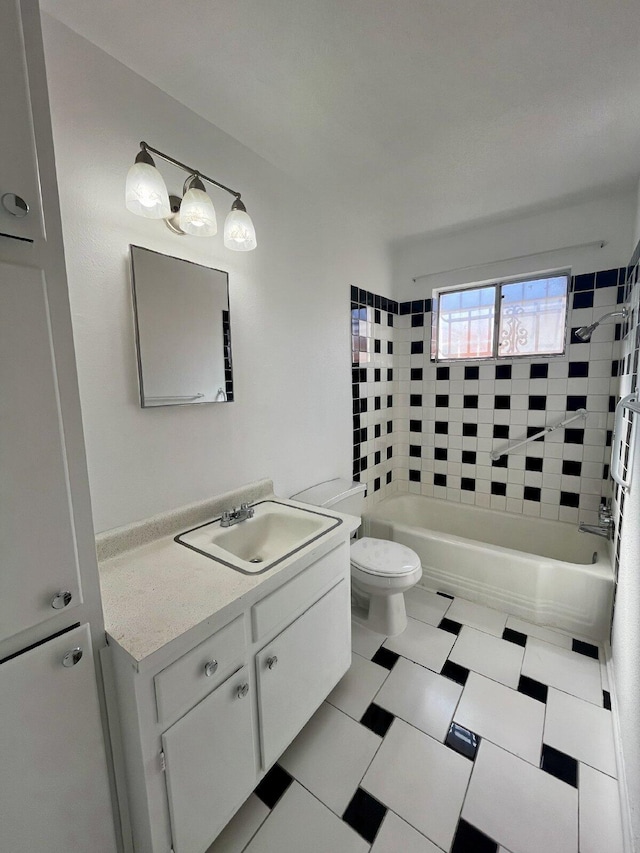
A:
125,142,257,251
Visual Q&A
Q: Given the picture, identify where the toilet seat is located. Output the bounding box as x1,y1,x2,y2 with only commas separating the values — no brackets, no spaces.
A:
350,537,421,577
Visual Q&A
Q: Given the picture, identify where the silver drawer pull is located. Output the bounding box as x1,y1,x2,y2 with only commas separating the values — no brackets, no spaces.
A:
266,655,278,670
51,591,72,609
236,682,249,699
203,660,218,677
62,647,83,667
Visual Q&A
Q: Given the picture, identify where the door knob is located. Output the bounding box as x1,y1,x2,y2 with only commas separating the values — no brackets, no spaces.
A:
266,655,278,670
51,591,72,609
236,682,249,698
62,647,83,667
203,660,218,677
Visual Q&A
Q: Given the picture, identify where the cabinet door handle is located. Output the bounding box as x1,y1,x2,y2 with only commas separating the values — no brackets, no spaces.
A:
203,660,218,677
266,655,278,670
236,682,249,699
51,590,72,609
62,647,83,667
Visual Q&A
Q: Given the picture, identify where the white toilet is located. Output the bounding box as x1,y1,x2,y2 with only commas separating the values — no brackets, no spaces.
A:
291,479,422,636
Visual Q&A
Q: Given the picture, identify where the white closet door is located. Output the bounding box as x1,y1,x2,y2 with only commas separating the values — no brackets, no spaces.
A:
0,623,117,853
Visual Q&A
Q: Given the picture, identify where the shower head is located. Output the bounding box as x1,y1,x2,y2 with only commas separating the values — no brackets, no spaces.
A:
575,306,629,342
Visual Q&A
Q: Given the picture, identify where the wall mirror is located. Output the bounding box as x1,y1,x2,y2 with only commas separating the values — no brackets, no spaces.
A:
130,245,233,408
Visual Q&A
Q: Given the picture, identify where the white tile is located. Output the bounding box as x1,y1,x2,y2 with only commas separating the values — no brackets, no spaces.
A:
375,657,463,741
544,689,617,777
449,626,524,688
326,652,389,720
351,620,387,659
244,782,368,853
462,740,578,853
371,811,441,853
505,616,572,649
454,672,544,764
522,638,602,704
279,703,382,815
579,764,624,853
404,586,451,626
383,617,456,671
206,794,268,853
445,598,508,636
362,719,471,851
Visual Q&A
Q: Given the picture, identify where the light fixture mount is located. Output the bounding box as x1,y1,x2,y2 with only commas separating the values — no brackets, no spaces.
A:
165,195,186,235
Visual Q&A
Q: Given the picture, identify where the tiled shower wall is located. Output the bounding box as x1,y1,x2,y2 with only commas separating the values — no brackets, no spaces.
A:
352,267,628,524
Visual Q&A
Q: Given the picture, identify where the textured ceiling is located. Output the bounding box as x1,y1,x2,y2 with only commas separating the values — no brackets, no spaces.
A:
42,0,640,240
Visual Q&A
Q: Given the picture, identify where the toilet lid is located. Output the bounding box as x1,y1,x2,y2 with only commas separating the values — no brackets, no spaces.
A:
350,537,421,577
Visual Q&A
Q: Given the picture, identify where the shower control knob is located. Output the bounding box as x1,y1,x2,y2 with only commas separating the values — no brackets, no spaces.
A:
204,660,218,677
266,655,278,670
62,647,83,667
51,591,72,609
236,683,249,699
1,192,29,218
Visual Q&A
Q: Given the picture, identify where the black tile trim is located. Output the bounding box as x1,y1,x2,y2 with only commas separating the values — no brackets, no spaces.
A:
254,764,293,808
371,647,400,670
437,591,454,599
439,618,463,635
441,661,469,685
452,819,498,853
502,627,527,647
360,703,395,737
342,788,387,844
603,690,612,710
540,744,578,788
572,639,599,659
517,675,548,703
446,722,480,760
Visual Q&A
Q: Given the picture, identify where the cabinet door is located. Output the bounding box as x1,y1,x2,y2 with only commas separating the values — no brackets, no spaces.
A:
162,665,257,853
0,260,82,641
0,624,117,852
0,0,42,242
256,579,351,768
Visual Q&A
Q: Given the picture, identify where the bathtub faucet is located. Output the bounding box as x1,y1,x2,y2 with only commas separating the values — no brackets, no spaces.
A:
578,504,613,540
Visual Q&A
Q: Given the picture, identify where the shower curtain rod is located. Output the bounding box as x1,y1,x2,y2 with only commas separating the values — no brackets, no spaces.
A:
490,409,588,462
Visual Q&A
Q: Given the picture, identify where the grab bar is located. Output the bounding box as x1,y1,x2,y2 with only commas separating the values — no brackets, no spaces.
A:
611,394,640,491
490,409,588,461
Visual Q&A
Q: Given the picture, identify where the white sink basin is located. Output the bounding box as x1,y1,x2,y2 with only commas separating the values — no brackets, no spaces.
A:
176,500,341,573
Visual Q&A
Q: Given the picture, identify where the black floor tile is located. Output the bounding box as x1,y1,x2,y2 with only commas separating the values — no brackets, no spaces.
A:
518,674,548,703
451,819,498,853
437,591,454,600
342,788,387,844
441,661,470,686
438,618,462,635
371,647,400,670
603,690,612,710
254,764,293,808
502,627,527,647
360,703,395,737
572,639,599,659
541,744,578,787
446,722,480,760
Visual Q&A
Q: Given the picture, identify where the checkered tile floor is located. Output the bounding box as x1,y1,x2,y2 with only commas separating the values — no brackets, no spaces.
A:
208,588,624,853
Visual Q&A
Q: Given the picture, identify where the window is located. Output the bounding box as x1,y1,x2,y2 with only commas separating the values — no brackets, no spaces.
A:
431,272,569,361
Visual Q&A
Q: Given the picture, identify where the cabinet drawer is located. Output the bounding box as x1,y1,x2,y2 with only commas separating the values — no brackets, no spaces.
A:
154,615,246,724
251,541,347,641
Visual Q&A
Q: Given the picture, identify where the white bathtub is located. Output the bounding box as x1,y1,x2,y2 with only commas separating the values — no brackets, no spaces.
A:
362,494,614,641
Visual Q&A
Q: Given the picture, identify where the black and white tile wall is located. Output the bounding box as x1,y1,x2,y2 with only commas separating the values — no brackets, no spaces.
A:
352,268,628,524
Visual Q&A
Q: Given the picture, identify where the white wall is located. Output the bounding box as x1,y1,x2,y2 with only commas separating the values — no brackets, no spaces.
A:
42,16,391,533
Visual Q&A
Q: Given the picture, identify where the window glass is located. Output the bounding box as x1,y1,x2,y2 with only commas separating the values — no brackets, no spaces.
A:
437,286,495,360
498,276,567,357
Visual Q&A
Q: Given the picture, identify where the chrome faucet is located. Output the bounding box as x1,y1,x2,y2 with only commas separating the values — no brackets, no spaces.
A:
578,503,614,540
220,502,255,528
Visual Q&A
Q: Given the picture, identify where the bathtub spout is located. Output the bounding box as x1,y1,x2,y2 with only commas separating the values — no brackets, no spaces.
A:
578,504,613,540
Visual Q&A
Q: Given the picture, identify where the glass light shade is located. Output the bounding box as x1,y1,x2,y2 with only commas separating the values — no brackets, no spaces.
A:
224,208,257,251
179,188,218,236
125,162,171,219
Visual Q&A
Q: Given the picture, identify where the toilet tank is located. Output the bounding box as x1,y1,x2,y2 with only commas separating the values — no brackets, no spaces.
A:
291,479,366,518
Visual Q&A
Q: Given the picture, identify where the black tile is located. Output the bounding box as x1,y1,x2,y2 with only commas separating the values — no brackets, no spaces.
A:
387,420,393,433
525,457,543,472
411,299,424,313
564,428,584,445
562,460,582,477
374,450,381,465
435,394,449,407
446,722,480,760
596,268,619,288
603,690,612,710
461,450,476,464
435,421,448,434
491,455,508,468
374,339,381,354
523,486,541,502
410,419,422,432
502,627,527,647
409,469,421,483
451,819,498,853
528,395,547,410
374,368,381,382
386,470,392,485
462,423,478,437
493,424,509,439
439,618,462,635
495,395,511,409
410,394,422,407
566,395,587,411
386,446,392,459
530,363,549,379
574,272,595,291
374,396,381,410
434,447,448,461
465,365,480,380
461,477,476,491
541,744,578,787
342,788,386,844
560,491,580,508
495,364,512,380
441,661,469,685
491,481,507,496
463,395,478,408
425,298,432,312
437,591,454,599
569,361,589,378
373,477,381,492
387,394,393,407
374,423,382,438
387,368,393,381
387,341,393,355
254,764,293,808
571,327,589,345
409,444,421,458
573,290,594,309
399,301,411,315
411,314,424,327
371,647,400,670
360,703,395,737
572,639,599,659
387,312,394,327
434,473,447,487
374,308,381,324
411,367,423,381
436,366,450,380
518,675,548,703
411,340,424,354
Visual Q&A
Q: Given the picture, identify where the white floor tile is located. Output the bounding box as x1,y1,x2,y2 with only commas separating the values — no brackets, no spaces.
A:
544,688,617,777
446,598,508,636
383,617,456,672
449,626,524,688
454,672,544,765
327,653,389,720
244,782,368,853
279,703,382,815
404,587,452,626
505,616,573,649
370,811,442,853
206,795,268,853
375,657,463,741
351,621,387,659
463,740,578,853
579,764,624,853
362,718,471,850
522,639,602,704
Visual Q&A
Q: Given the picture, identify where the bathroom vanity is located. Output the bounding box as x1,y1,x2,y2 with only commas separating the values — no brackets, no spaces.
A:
98,481,357,853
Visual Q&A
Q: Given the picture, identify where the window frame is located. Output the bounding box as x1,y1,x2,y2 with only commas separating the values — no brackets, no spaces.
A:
430,270,570,363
